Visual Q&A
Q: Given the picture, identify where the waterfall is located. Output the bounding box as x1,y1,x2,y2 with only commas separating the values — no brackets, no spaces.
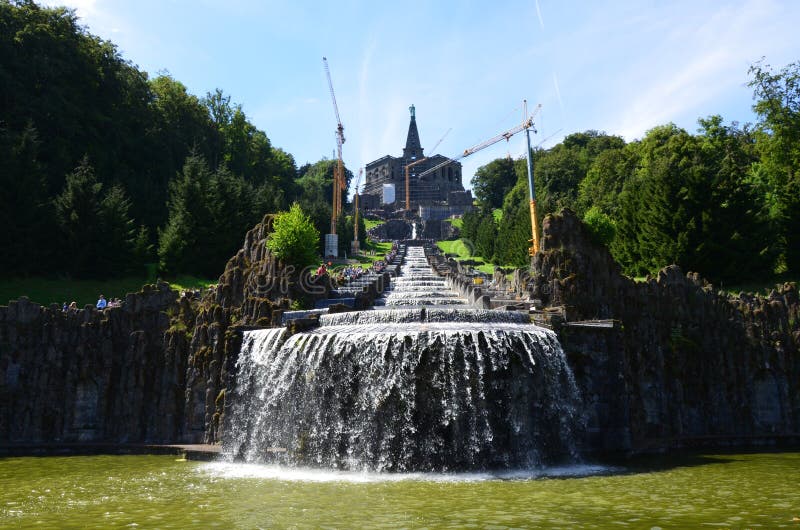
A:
224,246,583,472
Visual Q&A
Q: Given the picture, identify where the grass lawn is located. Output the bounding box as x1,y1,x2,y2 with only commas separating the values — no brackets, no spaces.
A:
1,274,217,308
364,218,385,230
437,239,473,259
336,239,394,269
436,239,499,275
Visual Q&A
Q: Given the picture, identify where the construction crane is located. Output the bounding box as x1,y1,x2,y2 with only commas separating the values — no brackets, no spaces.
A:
404,127,452,211
416,102,542,255
323,57,346,257
522,100,541,256
416,106,540,180
351,168,363,255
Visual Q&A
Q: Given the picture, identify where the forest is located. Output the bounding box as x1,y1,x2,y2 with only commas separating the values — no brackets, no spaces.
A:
463,59,800,284
2,0,798,287
1,0,362,280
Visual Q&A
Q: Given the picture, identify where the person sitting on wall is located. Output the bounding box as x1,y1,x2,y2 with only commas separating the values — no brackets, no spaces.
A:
96,294,107,309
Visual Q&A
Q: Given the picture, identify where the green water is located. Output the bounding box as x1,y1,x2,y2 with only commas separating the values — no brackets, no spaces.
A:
1,453,799,528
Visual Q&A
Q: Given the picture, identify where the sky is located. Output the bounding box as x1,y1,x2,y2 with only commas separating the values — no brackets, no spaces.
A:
41,0,800,196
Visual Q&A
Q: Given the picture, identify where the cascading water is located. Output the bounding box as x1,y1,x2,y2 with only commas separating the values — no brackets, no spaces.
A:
375,248,468,307
225,246,583,472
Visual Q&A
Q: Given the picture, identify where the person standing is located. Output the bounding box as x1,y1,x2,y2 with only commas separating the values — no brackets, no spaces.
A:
96,294,107,309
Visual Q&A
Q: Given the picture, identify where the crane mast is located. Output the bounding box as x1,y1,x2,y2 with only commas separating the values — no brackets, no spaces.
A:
323,57,345,230
352,168,363,254
323,57,346,257
523,100,541,256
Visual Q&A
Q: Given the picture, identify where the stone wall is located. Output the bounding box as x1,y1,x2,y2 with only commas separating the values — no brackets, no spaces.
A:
529,209,800,453
0,214,318,446
0,283,187,443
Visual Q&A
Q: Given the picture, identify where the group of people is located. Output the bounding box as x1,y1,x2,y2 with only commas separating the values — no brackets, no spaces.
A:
61,294,122,312
371,244,398,274
336,266,365,282
96,294,123,309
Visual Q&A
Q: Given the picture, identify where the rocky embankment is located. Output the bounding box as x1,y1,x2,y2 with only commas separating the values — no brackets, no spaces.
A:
0,283,187,443
2,209,798,453
518,209,800,452
0,214,327,445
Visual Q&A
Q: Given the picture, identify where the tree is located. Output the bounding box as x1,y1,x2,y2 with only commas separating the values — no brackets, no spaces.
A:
460,209,482,244
54,157,136,277
159,154,262,277
158,155,215,275
610,121,769,282
577,145,639,216
474,211,498,262
266,203,320,268
583,206,616,247
748,60,800,272
0,124,53,274
494,171,536,268
472,157,517,209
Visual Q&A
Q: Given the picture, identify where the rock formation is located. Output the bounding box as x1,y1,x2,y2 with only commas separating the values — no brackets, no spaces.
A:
529,209,800,452
2,208,797,455
0,283,187,443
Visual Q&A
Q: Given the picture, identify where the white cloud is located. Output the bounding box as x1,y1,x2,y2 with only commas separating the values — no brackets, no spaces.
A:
607,0,783,140
535,0,545,30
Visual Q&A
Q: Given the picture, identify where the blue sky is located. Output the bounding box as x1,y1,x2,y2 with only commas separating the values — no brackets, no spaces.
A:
42,0,799,195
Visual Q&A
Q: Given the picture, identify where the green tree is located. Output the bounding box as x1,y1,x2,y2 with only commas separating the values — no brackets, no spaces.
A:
0,124,54,274
158,154,262,276
267,203,321,268
577,144,639,216
495,169,536,268
472,157,517,209
158,155,215,275
460,208,482,244
54,157,136,277
474,209,498,261
748,59,800,272
583,206,616,246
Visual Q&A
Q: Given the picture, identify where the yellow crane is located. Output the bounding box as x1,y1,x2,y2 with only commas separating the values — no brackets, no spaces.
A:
416,102,542,255
323,57,346,245
522,100,541,256
351,168,363,255
404,127,452,211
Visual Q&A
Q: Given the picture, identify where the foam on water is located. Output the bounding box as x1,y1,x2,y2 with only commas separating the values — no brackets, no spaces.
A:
200,461,614,483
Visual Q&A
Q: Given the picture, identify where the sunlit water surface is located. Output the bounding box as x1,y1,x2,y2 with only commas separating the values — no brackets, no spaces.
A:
1,452,799,528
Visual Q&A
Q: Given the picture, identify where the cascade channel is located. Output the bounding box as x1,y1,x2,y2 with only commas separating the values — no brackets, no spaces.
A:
225,246,582,472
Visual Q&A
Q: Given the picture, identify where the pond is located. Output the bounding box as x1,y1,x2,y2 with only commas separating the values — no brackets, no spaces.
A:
1,452,799,528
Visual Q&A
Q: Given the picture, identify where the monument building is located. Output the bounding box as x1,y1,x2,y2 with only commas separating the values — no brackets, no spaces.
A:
360,105,473,219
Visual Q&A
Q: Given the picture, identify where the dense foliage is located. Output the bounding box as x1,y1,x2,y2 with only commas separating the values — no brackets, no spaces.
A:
0,1,349,279
469,60,800,283
266,203,321,269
